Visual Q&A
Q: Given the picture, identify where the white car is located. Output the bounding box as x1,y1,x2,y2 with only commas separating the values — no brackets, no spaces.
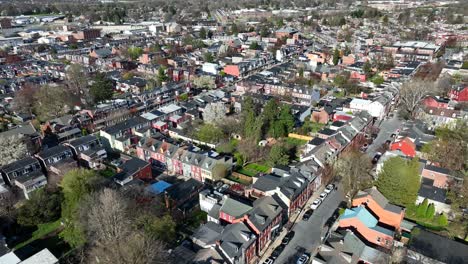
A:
263,258,274,264
324,184,335,193
310,198,322,210
319,192,328,201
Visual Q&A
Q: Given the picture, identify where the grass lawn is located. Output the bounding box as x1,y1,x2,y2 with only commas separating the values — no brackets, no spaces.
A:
236,163,271,177
14,220,62,249
236,167,257,177
245,163,270,173
285,137,308,147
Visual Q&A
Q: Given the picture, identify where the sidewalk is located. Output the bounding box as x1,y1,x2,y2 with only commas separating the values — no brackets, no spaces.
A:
258,185,326,263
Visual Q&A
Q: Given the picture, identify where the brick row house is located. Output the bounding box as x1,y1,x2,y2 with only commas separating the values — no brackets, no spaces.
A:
136,137,233,183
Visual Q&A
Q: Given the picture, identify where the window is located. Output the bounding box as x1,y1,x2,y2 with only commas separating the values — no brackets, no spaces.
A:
377,237,381,242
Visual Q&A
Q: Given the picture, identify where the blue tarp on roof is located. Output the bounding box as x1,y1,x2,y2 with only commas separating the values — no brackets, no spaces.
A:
148,181,172,194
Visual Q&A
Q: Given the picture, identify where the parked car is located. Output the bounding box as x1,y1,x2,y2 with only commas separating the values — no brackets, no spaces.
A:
272,244,285,259
319,192,328,201
263,258,274,264
311,198,322,210
302,209,313,221
324,184,335,193
282,231,295,245
372,152,382,164
296,253,310,264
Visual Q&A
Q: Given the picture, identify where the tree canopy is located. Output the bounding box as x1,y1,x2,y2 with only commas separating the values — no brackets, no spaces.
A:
376,157,421,207
90,73,114,103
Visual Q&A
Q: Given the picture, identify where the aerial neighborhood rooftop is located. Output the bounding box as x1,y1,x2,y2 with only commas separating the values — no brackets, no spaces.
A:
0,0,467,263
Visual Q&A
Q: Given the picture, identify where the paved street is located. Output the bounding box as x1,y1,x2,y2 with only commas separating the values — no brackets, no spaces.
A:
273,188,345,264
366,113,403,158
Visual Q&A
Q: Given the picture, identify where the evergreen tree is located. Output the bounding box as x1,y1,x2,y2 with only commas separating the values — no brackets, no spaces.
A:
376,157,421,207
437,214,448,226
199,27,207,39
416,199,428,218
90,73,114,103
425,203,435,220
278,104,295,135
333,48,340,65
242,97,260,141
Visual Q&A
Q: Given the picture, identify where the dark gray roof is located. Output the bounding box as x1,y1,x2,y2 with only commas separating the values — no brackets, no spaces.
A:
0,123,37,139
424,165,450,175
103,116,149,135
1,157,39,174
408,228,468,264
247,196,283,232
218,222,256,260
192,222,224,247
418,184,446,203
166,178,203,201
68,135,99,148
118,157,149,176
308,137,325,146
38,144,72,159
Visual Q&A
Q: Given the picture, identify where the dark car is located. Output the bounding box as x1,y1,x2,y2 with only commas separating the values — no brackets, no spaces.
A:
372,152,382,164
282,231,295,245
271,244,285,259
302,209,313,221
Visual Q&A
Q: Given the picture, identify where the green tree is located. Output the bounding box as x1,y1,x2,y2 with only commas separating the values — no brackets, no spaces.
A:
17,189,63,226
249,41,260,50
437,214,448,226
157,66,169,84
416,198,428,218
242,96,260,140
203,52,214,63
277,104,295,135
363,61,373,78
230,23,239,35
127,46,143,60
333,48,340,65
267,144,290,167
376,157,421,207
425,203,435,220
90,73,114,103
371,75,385,86
60,169,103,247
199,27,207,39
261,99,279,137
139,214,176,243
197,124,224,143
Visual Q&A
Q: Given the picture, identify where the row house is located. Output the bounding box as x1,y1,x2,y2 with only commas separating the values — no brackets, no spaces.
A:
100,116,151,152
65,135,107,169
250,166,320,216
0,157,46,199
35,145,74,171
419,106,466,128
217,222,258,264
113,156,152,186
116,77,147,94
449,85,468,102
136,138,233,182
422,96,450,109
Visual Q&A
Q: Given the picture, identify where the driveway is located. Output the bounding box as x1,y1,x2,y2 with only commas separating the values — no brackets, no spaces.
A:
273,188,345,264
366,113,403,158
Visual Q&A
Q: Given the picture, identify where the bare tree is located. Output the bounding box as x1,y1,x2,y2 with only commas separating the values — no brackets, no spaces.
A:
237,138,269,167
11,83,38,115
0,135,28,166
66,64,90,104
333,150,373,198
82,188,168,264
203,102,226,124
193,75,216,90
398,80,435,119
